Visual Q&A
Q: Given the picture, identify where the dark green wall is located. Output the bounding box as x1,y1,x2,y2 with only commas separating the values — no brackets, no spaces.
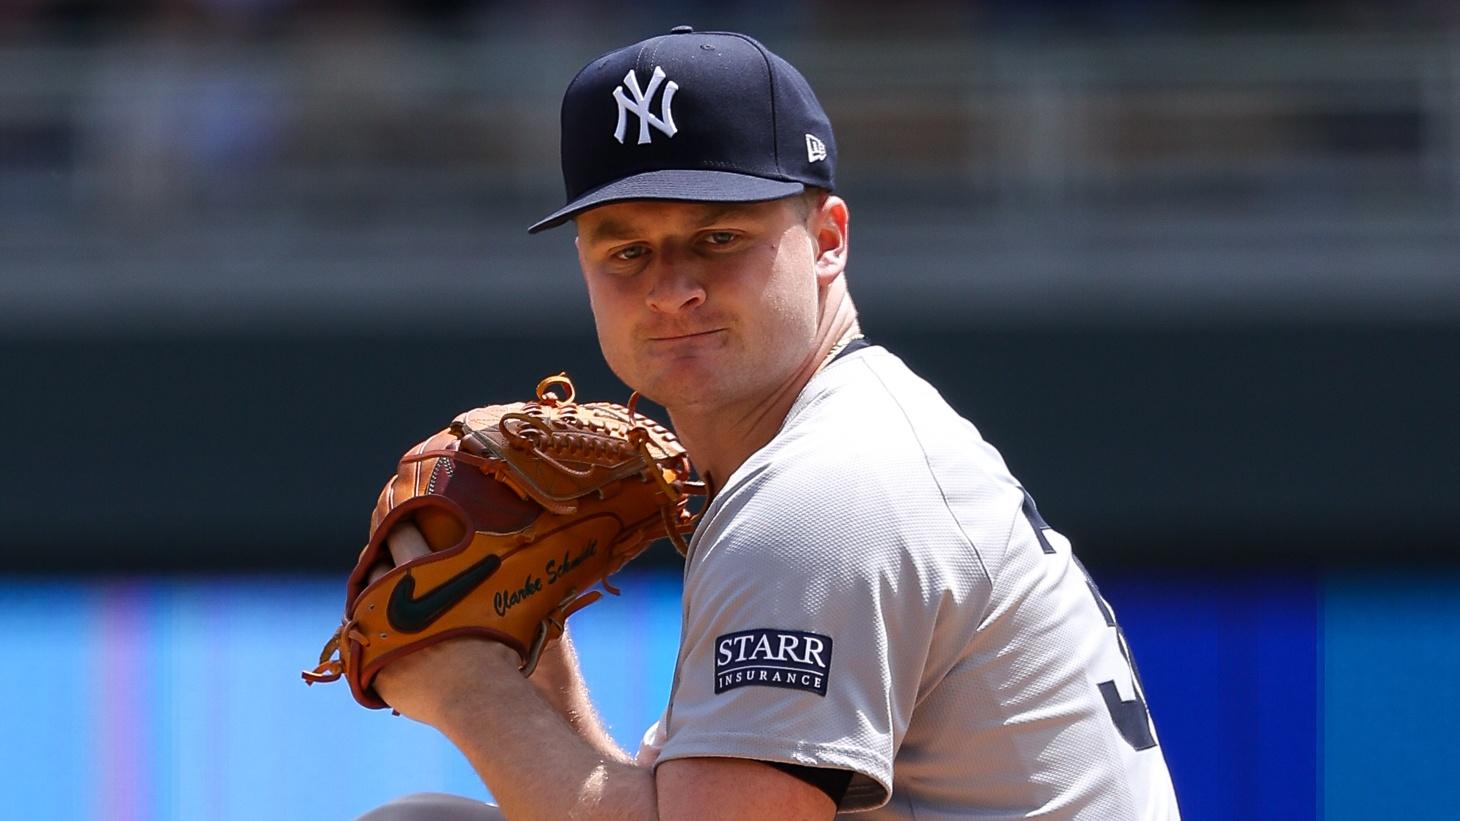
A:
4,321,1454,572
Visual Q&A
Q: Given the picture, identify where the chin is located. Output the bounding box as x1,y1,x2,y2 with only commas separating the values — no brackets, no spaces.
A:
633,375,704,410
634,363,734,410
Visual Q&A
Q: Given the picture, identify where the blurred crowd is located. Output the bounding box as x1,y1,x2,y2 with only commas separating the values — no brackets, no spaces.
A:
3,0,1455,328
2,0,1454,230
2,0,1458,42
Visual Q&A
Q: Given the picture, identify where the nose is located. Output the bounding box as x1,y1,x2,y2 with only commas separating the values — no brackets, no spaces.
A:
644,250,706,314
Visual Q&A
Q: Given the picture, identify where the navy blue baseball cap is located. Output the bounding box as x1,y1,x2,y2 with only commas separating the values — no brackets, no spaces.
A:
529,27,837,233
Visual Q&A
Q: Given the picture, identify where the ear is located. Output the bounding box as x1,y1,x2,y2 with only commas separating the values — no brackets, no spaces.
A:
811,195,849,286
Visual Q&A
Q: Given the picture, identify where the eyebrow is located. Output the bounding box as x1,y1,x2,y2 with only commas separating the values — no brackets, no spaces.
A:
581,202,763,244
690,203,755,226
582,219,638,244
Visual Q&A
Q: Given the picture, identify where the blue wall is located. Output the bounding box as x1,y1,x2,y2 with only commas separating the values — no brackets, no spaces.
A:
1323,574,1460,820
2,570,1454,820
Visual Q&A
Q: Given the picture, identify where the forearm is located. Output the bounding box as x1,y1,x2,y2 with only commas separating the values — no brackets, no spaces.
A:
528,631,631,764
427,643,657,820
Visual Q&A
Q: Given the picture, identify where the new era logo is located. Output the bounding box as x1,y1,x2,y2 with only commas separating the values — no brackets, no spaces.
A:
613,66,679,145
805,134,827,163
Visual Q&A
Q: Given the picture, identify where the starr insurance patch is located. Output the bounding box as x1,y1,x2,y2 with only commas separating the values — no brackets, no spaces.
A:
714,628,833,697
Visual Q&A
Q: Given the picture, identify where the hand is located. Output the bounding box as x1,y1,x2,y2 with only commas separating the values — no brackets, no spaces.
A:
368,521,521,725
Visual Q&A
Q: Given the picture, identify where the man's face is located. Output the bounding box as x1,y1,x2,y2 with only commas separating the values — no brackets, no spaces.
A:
575,196,824,411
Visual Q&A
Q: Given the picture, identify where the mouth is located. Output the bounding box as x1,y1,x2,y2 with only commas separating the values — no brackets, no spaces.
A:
648,329,724,342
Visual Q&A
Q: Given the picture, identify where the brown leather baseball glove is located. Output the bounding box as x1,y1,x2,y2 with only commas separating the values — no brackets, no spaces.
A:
302,374,699,710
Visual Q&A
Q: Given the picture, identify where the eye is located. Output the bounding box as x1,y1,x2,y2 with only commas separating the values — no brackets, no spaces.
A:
702,230,739,247
611,244,649,262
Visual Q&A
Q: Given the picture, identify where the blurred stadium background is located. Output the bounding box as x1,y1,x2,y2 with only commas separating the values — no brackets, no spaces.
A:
3,1,1457,819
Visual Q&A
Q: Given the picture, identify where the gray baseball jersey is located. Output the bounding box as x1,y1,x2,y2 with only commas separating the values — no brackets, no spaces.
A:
645,345,1180,819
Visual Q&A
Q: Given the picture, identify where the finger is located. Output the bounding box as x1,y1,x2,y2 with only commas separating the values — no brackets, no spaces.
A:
386,521,433,567
367,560,393,585
367,521,433,585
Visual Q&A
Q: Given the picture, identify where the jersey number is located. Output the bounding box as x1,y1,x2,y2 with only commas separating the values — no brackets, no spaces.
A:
1022,492,1157,752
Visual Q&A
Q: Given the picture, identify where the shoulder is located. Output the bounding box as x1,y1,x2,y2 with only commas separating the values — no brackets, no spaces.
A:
776,346,1018,487
689,347,1028,583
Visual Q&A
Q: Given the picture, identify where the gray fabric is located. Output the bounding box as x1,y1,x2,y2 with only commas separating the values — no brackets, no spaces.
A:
355,792,503,821
653,346,1181,819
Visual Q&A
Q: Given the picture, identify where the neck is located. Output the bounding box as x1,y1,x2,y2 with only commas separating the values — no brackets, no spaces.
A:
668,281,859,492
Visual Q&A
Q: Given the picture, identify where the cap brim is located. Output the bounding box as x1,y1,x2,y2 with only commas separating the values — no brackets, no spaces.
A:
528,170,805,234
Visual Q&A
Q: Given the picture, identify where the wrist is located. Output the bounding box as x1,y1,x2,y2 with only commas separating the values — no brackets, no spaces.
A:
530,633,579,690
402,638,524,727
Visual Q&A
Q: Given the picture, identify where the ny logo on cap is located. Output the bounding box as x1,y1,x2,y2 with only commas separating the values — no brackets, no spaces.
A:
613,66,679,145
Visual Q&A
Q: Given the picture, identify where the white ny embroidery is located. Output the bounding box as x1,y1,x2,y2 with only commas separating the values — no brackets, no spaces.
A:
613,66,679,145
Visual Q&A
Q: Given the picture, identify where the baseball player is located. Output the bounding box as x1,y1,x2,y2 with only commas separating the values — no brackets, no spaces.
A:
358,28,1180,820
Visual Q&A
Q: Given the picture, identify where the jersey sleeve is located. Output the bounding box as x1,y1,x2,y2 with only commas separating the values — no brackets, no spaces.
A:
655,461,976,811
